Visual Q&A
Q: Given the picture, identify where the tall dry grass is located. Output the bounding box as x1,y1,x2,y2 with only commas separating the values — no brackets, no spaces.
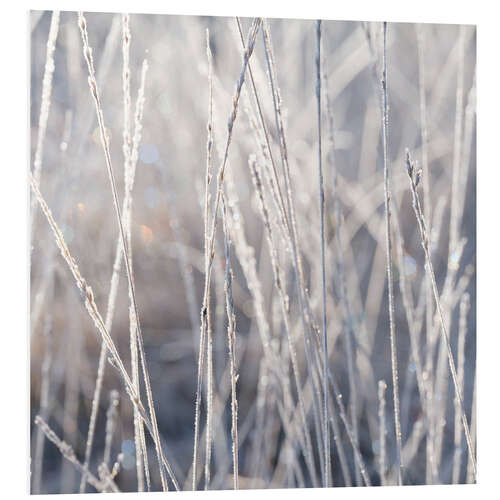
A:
30,11,476,493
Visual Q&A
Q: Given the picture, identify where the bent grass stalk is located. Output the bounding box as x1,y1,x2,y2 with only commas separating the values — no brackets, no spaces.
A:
30,13,477,491
404,149,477,481
35,416,107,493
30,172,180,489
433,26,468,469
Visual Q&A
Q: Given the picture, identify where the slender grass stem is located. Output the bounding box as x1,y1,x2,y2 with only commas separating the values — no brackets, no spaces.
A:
35,416,107,493
404,149,477,481
322,29,361,486
234,17,290,235
30,172,179,489
315,19,330,488
203,28,215,492
222,195,239,490
31,11,60,207
192,18,262,490
452,293,469,483
378,380,387,486
78,52,150,494
381,21,403,485
262,20,322,486
78,13,176,490
416,24,437,483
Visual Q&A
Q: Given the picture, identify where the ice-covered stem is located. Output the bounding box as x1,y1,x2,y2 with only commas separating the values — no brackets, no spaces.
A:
31,11,60,198
315,19,330,488
452,293,470,483
204,28,215,491
378,380,387,486
222,195,239,490
191,17,261,490
404,149,477,481
380,21,403,486
77,12,173,491
35,416,106,493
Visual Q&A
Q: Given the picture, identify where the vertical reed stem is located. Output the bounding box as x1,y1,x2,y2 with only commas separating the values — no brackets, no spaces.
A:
381,21,403,485
315,19,330,488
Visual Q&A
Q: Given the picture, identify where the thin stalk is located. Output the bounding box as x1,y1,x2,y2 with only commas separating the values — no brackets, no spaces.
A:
247,156,321,485
222,195,239,490
433,25,467,467
234,16,290,235
457,74,476,227
262,20,323,485
449,25,466,255
35,416,107,493
466,376,476,484
78,12,175,490
32,295,54,494
60,321,81,492
315,19,330,488
31,11,60,214
30,173,179,489
204,28,215,491
404,149,477,480
328,370,372,485
103,390,119,468
416,24,437,483
191,18,262,490
120,15,146,492
328,387,352,487
98,463,121,493
322,25,361,486
452,293,469,483
392,200,437,481
381,22,403,485
378,380,387,486
329,131,363,482
79,55,150,493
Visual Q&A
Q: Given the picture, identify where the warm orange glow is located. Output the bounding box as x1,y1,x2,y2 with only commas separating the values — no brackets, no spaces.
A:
140,224,153,245
77,203,85,216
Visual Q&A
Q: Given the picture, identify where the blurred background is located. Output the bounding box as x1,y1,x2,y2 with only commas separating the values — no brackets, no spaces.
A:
30,10,476,493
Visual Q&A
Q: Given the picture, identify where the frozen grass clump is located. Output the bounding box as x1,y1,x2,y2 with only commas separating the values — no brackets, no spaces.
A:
30,11,476,493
